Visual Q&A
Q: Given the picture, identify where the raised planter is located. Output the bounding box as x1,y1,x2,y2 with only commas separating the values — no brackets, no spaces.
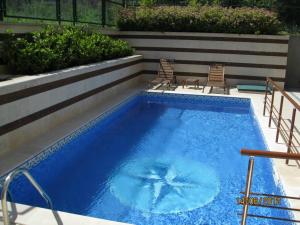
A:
0,55,144,153
105,31,289,85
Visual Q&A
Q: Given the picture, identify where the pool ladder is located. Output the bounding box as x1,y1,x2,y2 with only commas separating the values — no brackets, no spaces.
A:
1,168,53,225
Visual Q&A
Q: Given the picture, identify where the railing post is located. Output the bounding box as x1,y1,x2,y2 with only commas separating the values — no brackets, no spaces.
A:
2,0,5,18
101,0,106,27
268,88,275,127
72,0,77,25
241,157,255,225
286,108,296,165
263,79,269,116
0,0,3,21
276,95,284,142
56,0,61,25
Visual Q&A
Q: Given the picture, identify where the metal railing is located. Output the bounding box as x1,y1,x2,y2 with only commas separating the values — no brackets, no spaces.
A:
263,77,300,165
1,168,53,225
0,0,125,26
239,149,300,225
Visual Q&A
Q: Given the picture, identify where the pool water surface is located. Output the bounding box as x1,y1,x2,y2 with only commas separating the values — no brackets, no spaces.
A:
5,93,293,224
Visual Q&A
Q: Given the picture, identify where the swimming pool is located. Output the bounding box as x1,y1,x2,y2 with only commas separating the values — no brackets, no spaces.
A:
2,92,293,224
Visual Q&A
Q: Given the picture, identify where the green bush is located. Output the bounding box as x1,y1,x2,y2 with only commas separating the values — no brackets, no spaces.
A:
214,0,275,8
3,26,133,75
118,6,282,34
140,0,156,7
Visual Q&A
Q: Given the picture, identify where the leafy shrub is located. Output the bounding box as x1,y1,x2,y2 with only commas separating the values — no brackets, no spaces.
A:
214,0,275,8
118,6,282,34
130,0,275,8
140,0,156,6
3,26,133,74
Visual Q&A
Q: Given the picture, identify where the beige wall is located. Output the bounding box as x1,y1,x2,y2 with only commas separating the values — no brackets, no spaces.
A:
105,31,289,85
0,55,144,153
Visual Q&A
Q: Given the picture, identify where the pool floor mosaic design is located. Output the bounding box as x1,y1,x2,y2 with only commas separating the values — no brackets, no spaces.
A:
2,92,293,225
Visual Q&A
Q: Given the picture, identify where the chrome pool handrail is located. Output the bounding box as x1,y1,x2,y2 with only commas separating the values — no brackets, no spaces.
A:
241,156,254,225
239,149,300,225
1,168,53,225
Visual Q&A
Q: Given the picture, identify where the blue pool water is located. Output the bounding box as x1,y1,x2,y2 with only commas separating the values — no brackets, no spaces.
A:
4,93,293,224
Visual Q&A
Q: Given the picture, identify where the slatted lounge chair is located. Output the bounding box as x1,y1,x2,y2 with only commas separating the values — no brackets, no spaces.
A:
206,64,226,94
149,59,175,89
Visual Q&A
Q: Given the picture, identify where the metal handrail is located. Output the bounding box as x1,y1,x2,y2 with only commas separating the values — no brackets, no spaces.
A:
266,77,300,111
241,149,300,160
241,156,254,225
240,149,300,225
1,168,53,225
263,78,300,164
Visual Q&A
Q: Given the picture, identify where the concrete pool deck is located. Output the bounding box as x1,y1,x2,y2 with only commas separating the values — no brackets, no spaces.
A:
0,202,130,225
0,84,299,224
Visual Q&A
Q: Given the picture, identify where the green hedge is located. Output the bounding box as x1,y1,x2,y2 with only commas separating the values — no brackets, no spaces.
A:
118,6,282,34
3,26,133,75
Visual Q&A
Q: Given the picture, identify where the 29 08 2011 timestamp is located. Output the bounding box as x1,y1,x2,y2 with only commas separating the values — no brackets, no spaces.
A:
236,196,281,206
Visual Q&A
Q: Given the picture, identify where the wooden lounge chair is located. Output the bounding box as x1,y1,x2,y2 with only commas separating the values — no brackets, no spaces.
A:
206,64,226,94
149,59,175,89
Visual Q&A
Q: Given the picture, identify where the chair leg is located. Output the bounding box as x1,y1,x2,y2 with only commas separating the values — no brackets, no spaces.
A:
182,80,185,88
